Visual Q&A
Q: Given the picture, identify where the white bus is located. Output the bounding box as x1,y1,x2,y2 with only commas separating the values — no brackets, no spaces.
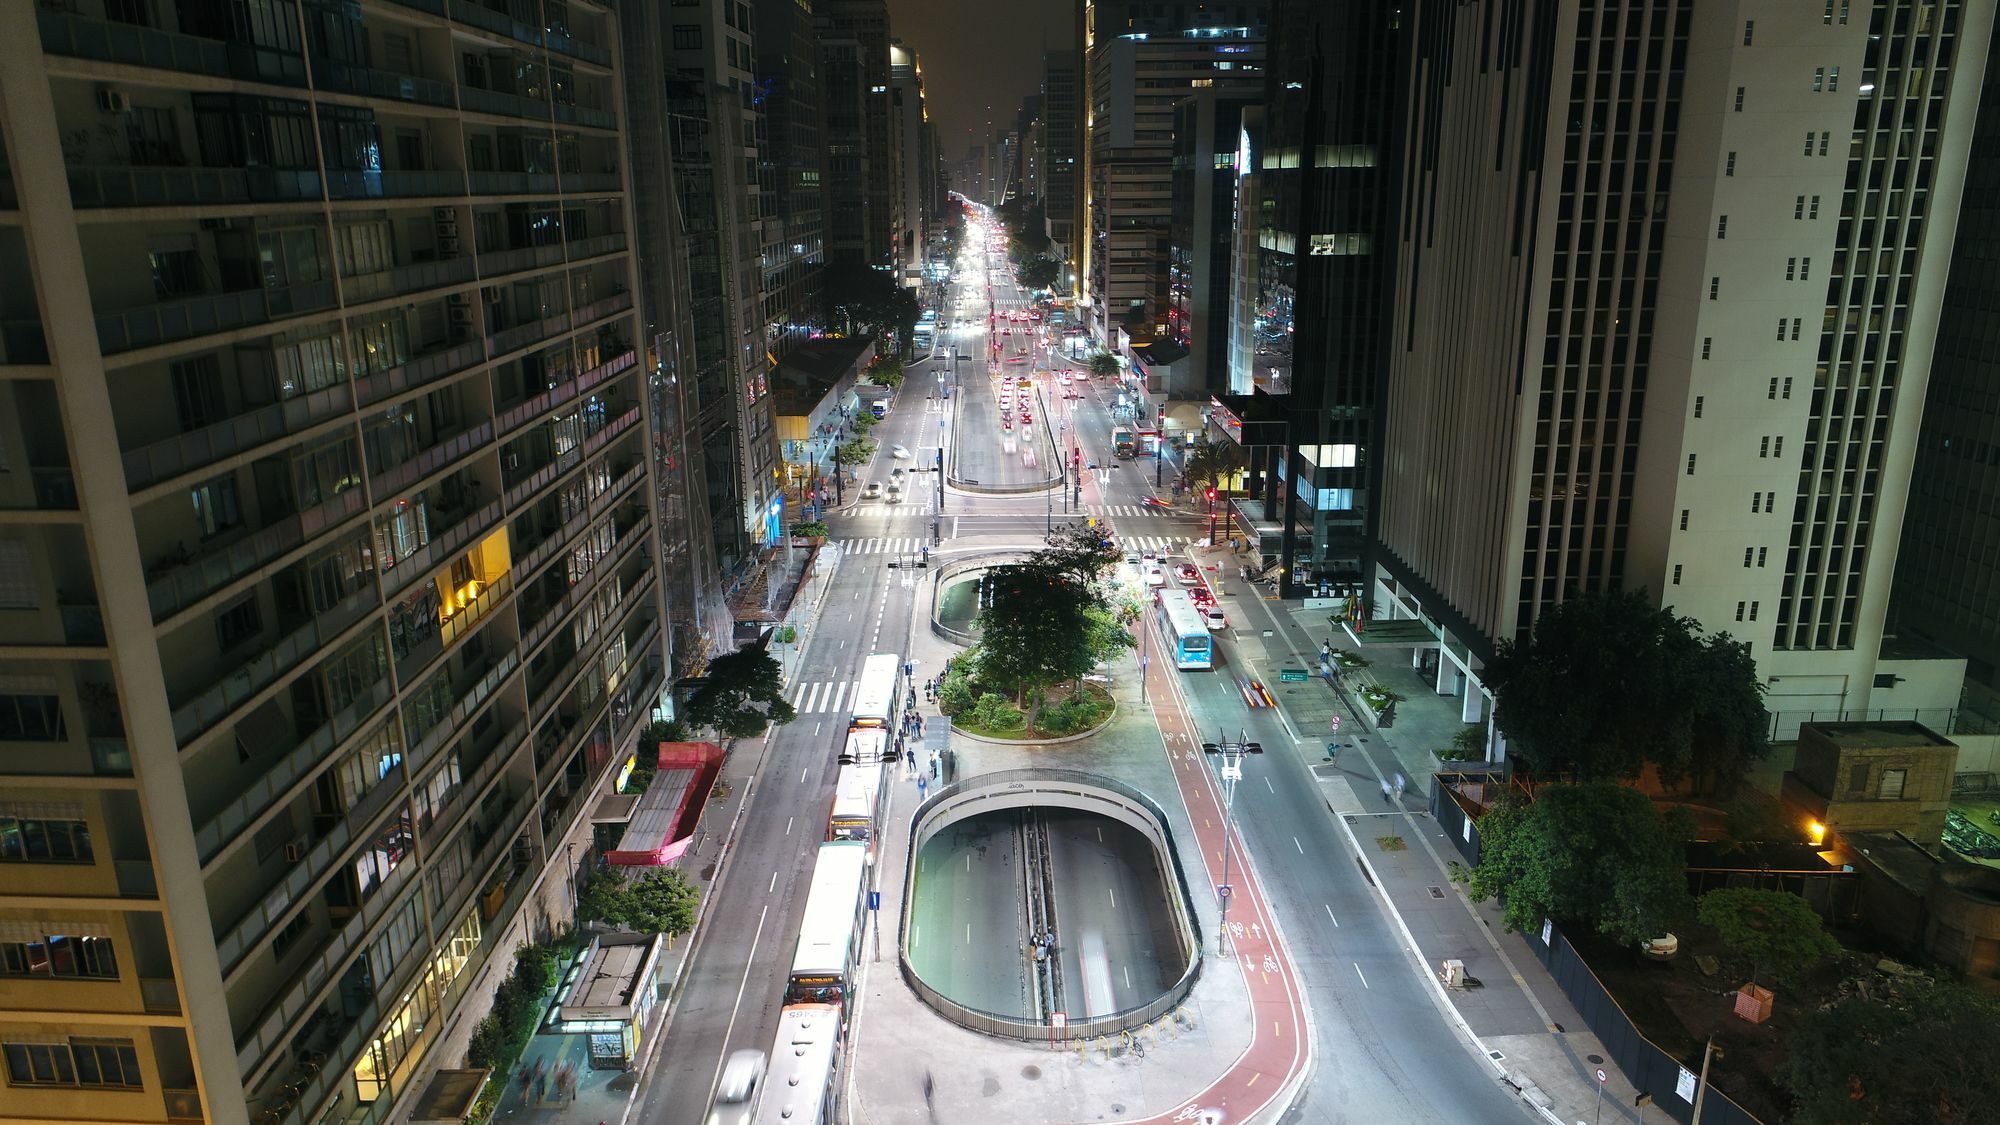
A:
826,762,886,843
784,841,870,1006
752,1004,841,1125
849,653,903,731
838,727,890,765
1152,590,1214,671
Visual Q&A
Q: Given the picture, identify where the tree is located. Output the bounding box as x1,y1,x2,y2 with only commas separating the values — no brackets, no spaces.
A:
1464,782,1692,946
1480,589,1769,787
682,645,797,739
823,262,922,356
835,437,875,467
1087,351,1121,378
578,866,700,936
1696,888,1839,989
1038,521,1123,589
1785,979,2000,1125
974,560,1100,712
866,357,905,388
1182,438,1246,493
1017,255,1060,291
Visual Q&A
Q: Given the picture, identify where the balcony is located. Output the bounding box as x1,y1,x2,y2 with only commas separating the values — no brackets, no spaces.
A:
311,59,455,108
494,347,636,437
552,102,616,130
67,165,323,209
114,859,158,898
340,257,478,305
468,170,560,196
169,583,381,747
369,421,493,499
449,0,544,48
423,715,526,843
407,650,519,771
37,10,307,86
544,31,611,68
324,168,467,201
381,497,505,597
123,382,355,492
191,677,393,865
353,339,486,407
97,283,338,357
164,1089,202,1123
59,603,106,646
0,320,48,365
572,290,633,327
459,86,552,122
438,568,513,651
140,977,181,1015
566,232,628,261
487,309,572,356
478,241,566,279
146,486,368,622
561,172,622,194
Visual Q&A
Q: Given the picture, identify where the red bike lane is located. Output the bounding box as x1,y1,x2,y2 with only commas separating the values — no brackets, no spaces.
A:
1083,472,1310,1125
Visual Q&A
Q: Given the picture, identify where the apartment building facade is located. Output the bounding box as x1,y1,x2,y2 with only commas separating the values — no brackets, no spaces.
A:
1377,1,1991,740
755,0,827,358
0,2,667,1123
820,0,895,272
1040,51,1081,293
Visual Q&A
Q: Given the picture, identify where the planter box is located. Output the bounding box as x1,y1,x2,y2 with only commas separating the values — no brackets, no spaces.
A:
1734,983,1774,1024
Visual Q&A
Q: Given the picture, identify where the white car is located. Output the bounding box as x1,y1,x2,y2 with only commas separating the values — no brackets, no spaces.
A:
863,481,883,499
1203,608,1228,631
892,444,912,459
707,1049,766,1125
1143,565,1167,589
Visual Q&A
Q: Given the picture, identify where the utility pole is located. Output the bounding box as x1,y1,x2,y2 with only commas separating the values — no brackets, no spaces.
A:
1690,1036,1722,1125
1202,732,1263,957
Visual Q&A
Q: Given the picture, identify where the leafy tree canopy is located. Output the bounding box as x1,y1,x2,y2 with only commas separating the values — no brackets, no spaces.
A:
578,866,700,936
683,646,797,739
1038,521,1123,590
1482,589,1770,789
1785,978,2000,1125
823,262,921,356
1465,781,1692,946
1697,887,1840,988
866,357,905,388
1183,438,1246,493
1016,254,1060,291
975,561,1100,705
1087,351,1121,378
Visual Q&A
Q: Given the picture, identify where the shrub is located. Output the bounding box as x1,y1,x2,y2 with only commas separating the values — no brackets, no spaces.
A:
937,672,974,717
1039,694,1104,735
970,692,1024,731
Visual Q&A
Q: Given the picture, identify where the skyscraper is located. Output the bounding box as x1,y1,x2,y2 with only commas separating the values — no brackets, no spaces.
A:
0,3,668,1121
815,18,876,272
1375,2,1992,741
1040,51,1082,294
756,0,829,357
821,0,896,271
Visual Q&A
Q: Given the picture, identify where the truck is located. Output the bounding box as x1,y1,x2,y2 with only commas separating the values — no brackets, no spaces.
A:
1112,427,1136,459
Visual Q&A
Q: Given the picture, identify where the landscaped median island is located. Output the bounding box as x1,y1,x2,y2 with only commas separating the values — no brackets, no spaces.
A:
944,671,1114,740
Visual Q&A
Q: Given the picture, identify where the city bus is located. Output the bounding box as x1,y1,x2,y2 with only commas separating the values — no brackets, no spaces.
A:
752,1004,841,1125
1152,589,1214,671
1112,427,1136,459
838,727,890,765
826,762,886,843
784,842,870,1005
848,653,903,731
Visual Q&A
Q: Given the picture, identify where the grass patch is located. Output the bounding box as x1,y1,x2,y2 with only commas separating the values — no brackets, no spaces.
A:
952,681,1114,740
1376,835,1407,852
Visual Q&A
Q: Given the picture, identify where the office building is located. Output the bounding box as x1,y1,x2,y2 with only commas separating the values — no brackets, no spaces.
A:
1167,89,1252,398
0,2,668,1121
1040,51,1082,293
756,0,829,357
1375,2,1991,741
888,39,929,284
821,0,895,271
1082,0,1269,351
815,21,875,272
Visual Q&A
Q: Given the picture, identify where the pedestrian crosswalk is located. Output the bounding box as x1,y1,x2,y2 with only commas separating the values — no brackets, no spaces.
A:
1094,504,1185,518
789,679,857,714
834,537,933,555
1116,535,1194,552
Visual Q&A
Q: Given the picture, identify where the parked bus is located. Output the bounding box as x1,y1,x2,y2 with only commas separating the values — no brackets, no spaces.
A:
752,1004,841,1125
1152,589,1214,671
849,653,903,731
838,727,890,765
784,842,870,1005
1112,427,1136,459
826,762,886,842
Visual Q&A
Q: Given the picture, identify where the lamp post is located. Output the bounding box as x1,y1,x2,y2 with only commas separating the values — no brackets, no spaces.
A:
1202,732,1262,957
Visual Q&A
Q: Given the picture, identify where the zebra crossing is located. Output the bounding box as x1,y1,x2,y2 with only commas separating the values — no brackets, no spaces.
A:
833,534,1192,554
789,679,857,714
1094,504,1184,518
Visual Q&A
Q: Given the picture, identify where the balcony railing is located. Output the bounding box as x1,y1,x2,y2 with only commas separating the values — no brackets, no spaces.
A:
494,348,635,437
169,584,381,746
67,165,324,209
59,603,105,646
468,170,560,196
164,1088,202,1122
324,168,467,200
561,172,623,194
552,102,616,129
381,498,505,597
146,486,368,622
339,256,478,305
572,290,633,326
478,241,566,278
97,282,338,356
566,232,628,260
437,568,513,651
114,859,158,898
91,738,133,776
449,0,543,47
0,320,49,365
407,651,519,771
353,339,486,406
368,420,493,499
38,10,307,86
545,32,610,67
460,85,552,121
488,310,572,356
311,59,455,107
192,676,391,866
123,382,354,492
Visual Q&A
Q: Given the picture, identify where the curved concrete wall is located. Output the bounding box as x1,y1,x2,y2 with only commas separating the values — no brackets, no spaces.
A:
947,383,1064,493
926,551,1026,644
898,768,1203,1041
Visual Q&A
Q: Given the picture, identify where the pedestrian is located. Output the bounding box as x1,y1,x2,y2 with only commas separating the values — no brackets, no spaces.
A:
905,747,915,768
1393,772,1407,801
1379,778,1392,804
931,756,941,781
535,1073,546,1103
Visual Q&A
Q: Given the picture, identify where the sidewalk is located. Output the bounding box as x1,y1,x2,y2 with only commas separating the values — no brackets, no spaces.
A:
1192,544,1649,1125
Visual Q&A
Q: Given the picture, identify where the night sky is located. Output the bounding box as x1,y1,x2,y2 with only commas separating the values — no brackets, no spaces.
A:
885,0,1077,161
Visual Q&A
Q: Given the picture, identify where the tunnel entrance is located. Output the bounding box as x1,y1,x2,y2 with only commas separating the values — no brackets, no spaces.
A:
898,770,1201,1039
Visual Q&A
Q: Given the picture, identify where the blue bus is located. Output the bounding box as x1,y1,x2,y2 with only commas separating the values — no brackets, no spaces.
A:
1153,590,1213,670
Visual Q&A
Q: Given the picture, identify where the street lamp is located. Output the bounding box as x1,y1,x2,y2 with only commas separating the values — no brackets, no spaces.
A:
1202,732,1263,957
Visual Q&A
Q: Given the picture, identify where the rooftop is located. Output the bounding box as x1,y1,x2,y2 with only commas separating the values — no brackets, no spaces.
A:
1803,721,1956,749
773,336,877,416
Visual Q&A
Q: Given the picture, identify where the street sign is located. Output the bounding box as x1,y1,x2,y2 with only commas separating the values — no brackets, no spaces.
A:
868,891,881,912
1597,1069,1608,1085
1279,668,1308,683
1330,715,1342,732
1217,884,1231,899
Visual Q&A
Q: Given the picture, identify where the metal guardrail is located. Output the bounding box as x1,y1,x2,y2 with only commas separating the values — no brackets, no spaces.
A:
899,768,1204,1042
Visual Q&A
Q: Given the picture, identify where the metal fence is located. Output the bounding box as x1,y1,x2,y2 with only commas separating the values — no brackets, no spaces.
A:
898,768,1204,1042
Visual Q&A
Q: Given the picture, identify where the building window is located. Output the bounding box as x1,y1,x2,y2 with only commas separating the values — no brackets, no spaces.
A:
1694,396,1705,418
1725,151,1736,176
1708,277,1719,300
0,816,92,862
215,596,261,652
1790,318,1802,341
1743,20,1755,45
1735,601,1746,622
1777,318,1788,341
1774,436,1784,456
1795,195,1807,220
1782,377,1793,398
0,535,33,609
1770,378,1780,399
1758,547,1768,567
1879,768,1907,799
1820,132,1831,156
1809,195,1821,219
190,474,242,539
1672,564,1683,585
1716,215,1728,239
1749,601,1759,621
1828,67,1839,91
1800,257,1811,281
1734,86,1745,112
1745,548,1755,568
1679,509,1690,530
1761,436,1771,458
0,935,118,979
1751,492,1761,513
1786,257,1797,280
1813,68,1826,92
1805,132,1816,155
671,24,701,50
0,696,67,743
1701,336,1712,360
2,1038,142,1088
1874,673,1898,690
1686,454,1697,475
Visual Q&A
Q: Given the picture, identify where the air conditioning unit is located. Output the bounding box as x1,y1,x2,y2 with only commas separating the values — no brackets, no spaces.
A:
448,306,474,326
96,88,132,114
283,838,309,863
432,206,458,222
435,222,459,238
438,236,462,256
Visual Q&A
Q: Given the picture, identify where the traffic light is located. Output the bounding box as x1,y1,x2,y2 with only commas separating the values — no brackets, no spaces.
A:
1206,487,1217,504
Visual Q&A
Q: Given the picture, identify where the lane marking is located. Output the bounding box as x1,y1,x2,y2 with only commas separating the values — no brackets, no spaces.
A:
767,871,777,894
1294,837,1304,854
1354,963,1370,988
1324,904,1339,928
1265,776,1275,793
1108,887,1117,909
801,767,808,784
785,816,794,835
702,903,770,1111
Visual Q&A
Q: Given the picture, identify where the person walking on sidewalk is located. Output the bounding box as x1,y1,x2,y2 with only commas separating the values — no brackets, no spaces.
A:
1380,778,1392,804
1393,772,1407,802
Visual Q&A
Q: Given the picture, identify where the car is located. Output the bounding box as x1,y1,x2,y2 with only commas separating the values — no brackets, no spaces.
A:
891,465,907,478
1064,390,1083,400
886,481,904,502
1143,564,1167,588
708,1049,767,1125
1203,608,1228,631
1018,378,1033,388
1175,563,1202,585
863,481,883,499
1188,585,1216,607
892,444,912,459
1002,420,1014,432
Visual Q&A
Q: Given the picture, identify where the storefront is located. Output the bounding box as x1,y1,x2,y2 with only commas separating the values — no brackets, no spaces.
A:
550,932,665,1069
